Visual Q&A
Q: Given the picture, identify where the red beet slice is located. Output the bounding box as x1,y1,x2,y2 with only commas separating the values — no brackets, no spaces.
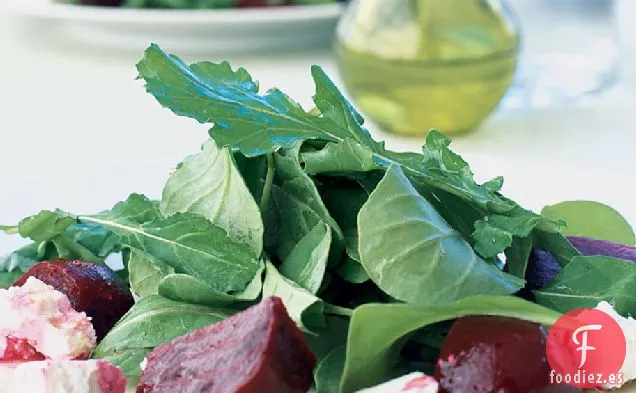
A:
13,259,134,341
435,316,581,393
526,236,636,290
0,336,46,362
137,296,316,393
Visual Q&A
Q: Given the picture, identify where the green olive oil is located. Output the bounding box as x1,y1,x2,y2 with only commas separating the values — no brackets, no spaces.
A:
334,0,520,135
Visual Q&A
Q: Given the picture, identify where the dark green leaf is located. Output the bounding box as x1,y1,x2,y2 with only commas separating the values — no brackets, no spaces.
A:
534,256,636,315
315,345,347,393
158,263,264,306
504,234,534,278
269,153,343,263
542,200,636,246
472,212,542,258
93,295,233,376
128,251,175,298
262,261,325,332
60,223,119,258
137,45,339,156
18,210,76,242
340,296,561,392
136,46,516,213
536,231,581,267
335,256,369,284
81,194,261,293
160,139,264,255
302,139,379,175
0,243,41,288
279,222,331,294
358,165,524,306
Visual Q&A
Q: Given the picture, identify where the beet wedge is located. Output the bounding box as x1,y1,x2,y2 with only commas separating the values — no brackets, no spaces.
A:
137,296,317,393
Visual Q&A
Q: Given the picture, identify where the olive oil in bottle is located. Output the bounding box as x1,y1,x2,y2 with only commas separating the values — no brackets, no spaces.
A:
334,0,520,135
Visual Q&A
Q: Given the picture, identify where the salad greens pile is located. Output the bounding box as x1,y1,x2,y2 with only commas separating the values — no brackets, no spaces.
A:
2,44,636,393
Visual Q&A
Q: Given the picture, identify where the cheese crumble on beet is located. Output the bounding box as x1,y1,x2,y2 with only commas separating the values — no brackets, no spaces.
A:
0,277,96,360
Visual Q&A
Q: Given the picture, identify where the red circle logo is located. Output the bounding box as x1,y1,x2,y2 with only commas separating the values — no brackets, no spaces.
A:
546,308,626,388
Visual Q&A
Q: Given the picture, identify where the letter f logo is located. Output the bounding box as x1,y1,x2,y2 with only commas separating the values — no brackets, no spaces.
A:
572,324,603,368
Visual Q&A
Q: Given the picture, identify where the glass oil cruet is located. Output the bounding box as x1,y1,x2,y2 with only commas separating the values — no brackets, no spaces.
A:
334,0,520,135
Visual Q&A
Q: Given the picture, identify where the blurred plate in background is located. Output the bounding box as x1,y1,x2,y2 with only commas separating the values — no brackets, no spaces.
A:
2,0,343,54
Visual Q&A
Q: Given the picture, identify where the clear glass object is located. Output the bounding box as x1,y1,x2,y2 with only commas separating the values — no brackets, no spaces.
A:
333,0,520,135
503,0,619,108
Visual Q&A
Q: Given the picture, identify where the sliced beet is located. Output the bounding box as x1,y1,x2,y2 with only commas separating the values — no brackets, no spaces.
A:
137,296,316,393
435,316,581,393
526,236,636,290
13,259,134,341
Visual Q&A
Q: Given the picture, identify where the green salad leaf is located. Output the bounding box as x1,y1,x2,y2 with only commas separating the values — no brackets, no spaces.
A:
93,295,234,376
81,194,261,293
262,261,325,332
358,165,524,305
340,296,561,392
315,345,347,393
542,200,636,246
128,251,174,298
160,139,264,255
534,255,636,315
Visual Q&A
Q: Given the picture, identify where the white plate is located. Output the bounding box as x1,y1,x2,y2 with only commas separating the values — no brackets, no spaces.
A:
2,0,344,54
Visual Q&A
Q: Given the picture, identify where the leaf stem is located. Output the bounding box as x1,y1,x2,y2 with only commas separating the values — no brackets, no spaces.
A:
259,154,275,214
0,226,19,235
324,303,353,317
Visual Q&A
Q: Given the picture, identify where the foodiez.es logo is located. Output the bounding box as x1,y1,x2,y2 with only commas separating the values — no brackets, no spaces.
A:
546,308,627,388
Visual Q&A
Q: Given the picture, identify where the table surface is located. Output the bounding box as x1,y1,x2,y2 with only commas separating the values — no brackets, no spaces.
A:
2,2,636,259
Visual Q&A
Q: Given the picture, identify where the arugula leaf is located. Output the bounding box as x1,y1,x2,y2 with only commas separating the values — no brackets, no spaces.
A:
504,234,534,279
135,46,515,212
339,296,561,392
93,295,233,375
302,139,379,175
137,45,336,156
0,243,40,288
262,261,325,332
160,139,264,255
0,225,18,234
315,345,347,393
320,177,371,265
0,221,120,288
60,223,119,258
472,212,542,258
81,194,261,293
358,165,524,305
267,153,343,270
18,210,76,242
335,256,369,284
279,222,331,294
158,263,264,306
128,251,175,298
542,200,636,246
534,256,636,315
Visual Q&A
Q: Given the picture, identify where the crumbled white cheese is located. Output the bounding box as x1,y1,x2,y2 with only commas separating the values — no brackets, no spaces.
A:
596,301,636,390
140,357,148,371
0,277,96,360
0,359,127,393
356,372,439,393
